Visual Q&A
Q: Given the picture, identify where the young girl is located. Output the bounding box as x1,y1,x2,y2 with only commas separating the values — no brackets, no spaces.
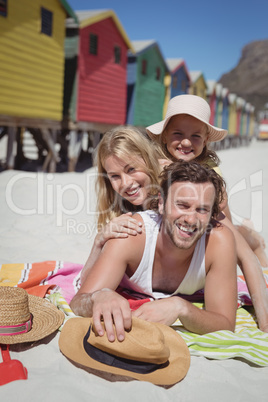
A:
146,94,268,331
146,94,267,263
80,125,161,283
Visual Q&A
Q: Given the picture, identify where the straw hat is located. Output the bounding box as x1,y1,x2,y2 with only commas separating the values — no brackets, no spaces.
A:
0,287,64,344
146,94,227,142
59,316,190,386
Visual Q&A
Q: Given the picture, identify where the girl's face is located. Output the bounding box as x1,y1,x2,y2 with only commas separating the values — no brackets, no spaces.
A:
104,155,151,206
163,114,208,161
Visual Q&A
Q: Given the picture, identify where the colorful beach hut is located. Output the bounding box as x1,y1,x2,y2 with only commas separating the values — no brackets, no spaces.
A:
248,105,255,137
126,40,169,126
0,0,77,170
64,9,134,131
228,93,237,136
214,83,223,128
206,80,217,125
243,103,251,136
189,71,207,99
236,97,245,135
238,99,253,145
221,87,229,131
165,59,191,98
163,59,191,117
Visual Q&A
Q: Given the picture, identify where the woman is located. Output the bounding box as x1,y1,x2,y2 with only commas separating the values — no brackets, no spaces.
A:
80,125,161,283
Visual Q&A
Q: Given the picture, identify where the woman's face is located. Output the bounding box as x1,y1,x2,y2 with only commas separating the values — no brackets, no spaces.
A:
163,114,208,161
104,155,151,206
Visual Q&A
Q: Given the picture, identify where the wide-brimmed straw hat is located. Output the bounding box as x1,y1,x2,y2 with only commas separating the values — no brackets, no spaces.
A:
146,94,227,142
59,316,190,386
0,287,65,344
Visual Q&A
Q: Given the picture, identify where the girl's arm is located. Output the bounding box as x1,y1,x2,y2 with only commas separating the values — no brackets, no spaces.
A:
219,199,268,266
220,214,268,332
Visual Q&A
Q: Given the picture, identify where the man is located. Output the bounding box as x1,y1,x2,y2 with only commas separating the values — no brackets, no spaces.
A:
70,161,237,342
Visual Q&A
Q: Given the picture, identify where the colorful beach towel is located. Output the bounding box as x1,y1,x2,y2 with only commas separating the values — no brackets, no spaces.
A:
0,260,82,302
1,261,268,307
171,304,268,367
1,260,268,367
237,268,268,307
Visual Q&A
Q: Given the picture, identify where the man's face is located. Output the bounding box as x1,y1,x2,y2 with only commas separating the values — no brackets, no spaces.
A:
159,181,215,250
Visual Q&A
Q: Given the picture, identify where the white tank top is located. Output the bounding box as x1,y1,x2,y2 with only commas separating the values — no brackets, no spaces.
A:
120,210,206,299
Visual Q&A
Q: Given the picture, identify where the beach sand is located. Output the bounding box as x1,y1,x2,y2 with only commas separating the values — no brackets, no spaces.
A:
1,138,268,400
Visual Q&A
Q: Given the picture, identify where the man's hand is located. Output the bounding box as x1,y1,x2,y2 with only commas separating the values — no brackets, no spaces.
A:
91,289,132,342
132,298,181,326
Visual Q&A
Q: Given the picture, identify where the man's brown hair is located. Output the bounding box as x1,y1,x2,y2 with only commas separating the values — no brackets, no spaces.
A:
159,160,225,218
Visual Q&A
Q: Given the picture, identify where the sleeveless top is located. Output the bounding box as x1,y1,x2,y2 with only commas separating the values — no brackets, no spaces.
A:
119,210,206,300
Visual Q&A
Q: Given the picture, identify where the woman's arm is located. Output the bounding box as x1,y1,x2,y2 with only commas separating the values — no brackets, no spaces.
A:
80,213,142,284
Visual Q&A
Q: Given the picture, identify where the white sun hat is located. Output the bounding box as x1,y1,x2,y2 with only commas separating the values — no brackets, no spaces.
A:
146,94,227,142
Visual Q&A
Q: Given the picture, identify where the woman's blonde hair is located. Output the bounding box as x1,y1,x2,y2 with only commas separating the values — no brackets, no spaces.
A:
95,126,161,228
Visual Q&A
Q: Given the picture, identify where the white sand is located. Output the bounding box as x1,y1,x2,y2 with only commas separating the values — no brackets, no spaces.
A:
218,139,268,245
1,138,268,400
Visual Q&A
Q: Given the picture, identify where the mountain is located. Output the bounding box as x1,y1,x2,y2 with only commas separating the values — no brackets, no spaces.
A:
218,39,268,117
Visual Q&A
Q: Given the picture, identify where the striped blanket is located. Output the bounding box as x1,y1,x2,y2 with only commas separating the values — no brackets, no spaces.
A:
1,260,268,367
0,260,82,302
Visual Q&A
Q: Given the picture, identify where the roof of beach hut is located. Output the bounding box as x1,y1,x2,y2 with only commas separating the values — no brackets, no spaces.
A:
206,80,217,95
59,0,78,23
71,9,134,52
166,58,191,81
189,71,204,84
130,40,168,70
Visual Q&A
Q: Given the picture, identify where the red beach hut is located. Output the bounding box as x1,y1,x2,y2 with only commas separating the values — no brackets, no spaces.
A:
64,9,134,131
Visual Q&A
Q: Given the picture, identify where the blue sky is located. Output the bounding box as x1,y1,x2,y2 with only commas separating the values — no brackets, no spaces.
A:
67,0,268,82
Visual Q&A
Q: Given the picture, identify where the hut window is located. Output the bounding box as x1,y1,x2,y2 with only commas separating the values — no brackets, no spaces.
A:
114,46,121,64
0,0,7,17
141,60,147,75
172,76,178,89
41,7,53,36
89,33,98,55
156,67,161,81
181,79,186,92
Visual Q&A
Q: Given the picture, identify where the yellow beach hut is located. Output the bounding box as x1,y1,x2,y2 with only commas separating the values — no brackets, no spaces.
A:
0,0,77,170
228,93,237,137
189,71,207,99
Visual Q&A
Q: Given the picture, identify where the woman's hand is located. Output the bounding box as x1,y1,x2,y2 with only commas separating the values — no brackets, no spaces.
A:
95,213,142,248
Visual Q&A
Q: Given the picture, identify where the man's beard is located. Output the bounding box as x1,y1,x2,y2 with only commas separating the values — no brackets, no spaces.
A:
162,215,205,250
